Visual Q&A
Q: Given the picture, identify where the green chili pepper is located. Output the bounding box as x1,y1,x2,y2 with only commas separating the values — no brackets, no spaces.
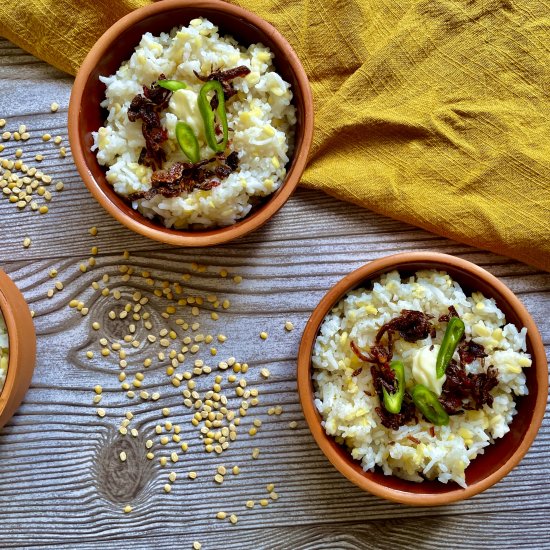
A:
157,79,188,91
382,360,405,414
411,384,449,426
175,121,200,163
436,316,465,378
198,80,228,153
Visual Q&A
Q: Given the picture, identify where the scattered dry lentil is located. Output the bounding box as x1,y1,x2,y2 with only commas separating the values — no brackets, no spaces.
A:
60,253,273,503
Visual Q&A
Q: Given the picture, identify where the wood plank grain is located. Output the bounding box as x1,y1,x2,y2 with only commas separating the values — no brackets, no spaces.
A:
17,513,550,549
0,37,549,549
0,250,548,547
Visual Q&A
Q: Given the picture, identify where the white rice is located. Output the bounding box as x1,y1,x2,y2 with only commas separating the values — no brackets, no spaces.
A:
312,270,531,487
0,310,8,393
92,17,296,229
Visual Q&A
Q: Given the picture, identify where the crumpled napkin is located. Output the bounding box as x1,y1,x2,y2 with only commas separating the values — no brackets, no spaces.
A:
1,0,548,269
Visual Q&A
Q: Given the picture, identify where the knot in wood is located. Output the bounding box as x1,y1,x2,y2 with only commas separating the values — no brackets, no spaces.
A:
93,428,154,505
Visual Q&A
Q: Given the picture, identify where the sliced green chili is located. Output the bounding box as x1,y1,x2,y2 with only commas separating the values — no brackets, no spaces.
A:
175,121,200,163
157,79,188,91
382,360,405,414
198,80,228,153
436,316,465,378
411,384,449,426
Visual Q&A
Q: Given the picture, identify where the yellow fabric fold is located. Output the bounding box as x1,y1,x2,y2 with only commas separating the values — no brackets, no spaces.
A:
1,0,549,270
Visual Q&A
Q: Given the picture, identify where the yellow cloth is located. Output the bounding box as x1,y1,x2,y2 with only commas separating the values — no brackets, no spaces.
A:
2,0,549,270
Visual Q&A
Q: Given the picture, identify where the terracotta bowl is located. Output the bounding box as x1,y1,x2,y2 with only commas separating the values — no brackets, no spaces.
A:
68,0,313,246
0,270,36,430
297,252,548,506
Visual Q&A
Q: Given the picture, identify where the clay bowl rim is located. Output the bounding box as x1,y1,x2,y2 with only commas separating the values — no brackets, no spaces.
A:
0,270,36,429
68,0,314,247
297,252,548,506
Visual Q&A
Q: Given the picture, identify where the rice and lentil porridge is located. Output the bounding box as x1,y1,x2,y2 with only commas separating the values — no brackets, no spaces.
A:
312,270,531,487
0,309,8,393
92,17,296,229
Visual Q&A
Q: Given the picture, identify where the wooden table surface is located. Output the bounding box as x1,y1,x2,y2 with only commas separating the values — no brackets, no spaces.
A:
0,38,549,550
